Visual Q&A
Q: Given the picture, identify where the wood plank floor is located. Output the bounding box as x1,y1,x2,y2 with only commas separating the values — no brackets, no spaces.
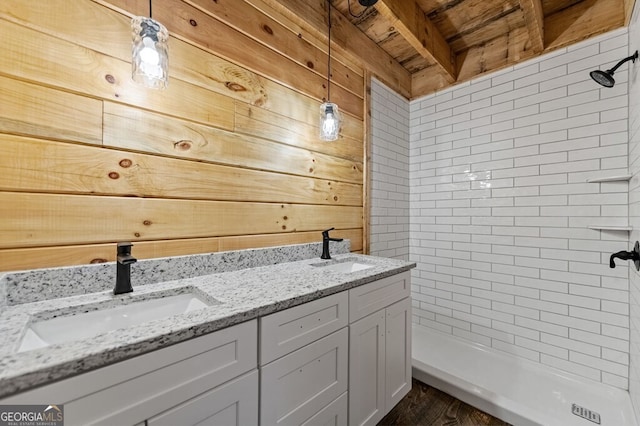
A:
378,378,512,426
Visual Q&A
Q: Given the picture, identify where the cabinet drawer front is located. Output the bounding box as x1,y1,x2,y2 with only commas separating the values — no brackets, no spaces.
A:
260,291,348,365
260,328,348,426
148,369,258,426
301,392,348,426
5,320,257,426
349,271,410,322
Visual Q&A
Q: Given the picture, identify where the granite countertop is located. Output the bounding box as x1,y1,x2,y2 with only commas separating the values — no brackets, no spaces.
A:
0,247,414,399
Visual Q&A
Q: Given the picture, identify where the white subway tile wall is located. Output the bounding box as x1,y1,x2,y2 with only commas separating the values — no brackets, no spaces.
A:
628,0,640,418
370,78,410,260
370,30,634,391
407,28,631,389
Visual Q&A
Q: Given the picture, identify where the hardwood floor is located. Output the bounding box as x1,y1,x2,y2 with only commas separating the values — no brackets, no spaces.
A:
378,378,511,426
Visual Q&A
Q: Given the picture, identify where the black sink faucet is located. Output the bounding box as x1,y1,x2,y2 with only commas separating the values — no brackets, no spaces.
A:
321,228,343,260
114,242,137,295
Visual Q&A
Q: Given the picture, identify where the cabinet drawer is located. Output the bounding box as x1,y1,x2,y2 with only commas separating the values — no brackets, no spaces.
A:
148,369,258,426
3,320,257,426
301,392,348,426
260,328,348,426
349,271,410,322
260,291,348,365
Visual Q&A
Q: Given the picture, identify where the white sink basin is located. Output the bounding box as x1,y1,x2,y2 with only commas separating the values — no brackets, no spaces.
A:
18,293,212,353
312,259,374,273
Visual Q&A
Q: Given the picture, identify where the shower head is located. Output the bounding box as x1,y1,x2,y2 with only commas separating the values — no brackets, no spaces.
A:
590,69,615,87
590,50,639,88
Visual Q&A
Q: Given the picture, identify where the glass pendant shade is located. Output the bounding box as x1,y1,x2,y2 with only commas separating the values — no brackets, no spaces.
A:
131,16,168,89
319,102,341,141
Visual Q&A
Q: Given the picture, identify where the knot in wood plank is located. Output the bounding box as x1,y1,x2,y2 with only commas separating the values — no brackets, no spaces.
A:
225,81,247,92
174,140,193,151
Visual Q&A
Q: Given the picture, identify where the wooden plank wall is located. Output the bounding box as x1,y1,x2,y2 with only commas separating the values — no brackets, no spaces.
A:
0,0,366,271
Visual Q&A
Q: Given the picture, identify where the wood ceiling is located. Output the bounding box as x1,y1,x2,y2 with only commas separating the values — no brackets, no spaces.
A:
333,0,633,98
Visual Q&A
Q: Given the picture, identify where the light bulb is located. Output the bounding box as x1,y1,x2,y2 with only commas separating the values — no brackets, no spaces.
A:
323,112,337,134
139,37,160,65
319,102,341,141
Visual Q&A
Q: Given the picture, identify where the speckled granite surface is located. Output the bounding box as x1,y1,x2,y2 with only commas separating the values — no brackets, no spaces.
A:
0,243,414,399
0,241,350,306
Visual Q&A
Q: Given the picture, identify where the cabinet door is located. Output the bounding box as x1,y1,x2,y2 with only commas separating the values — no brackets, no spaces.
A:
261,328,348,426
348,310,386,426
385,297,412,410
147,370,258,426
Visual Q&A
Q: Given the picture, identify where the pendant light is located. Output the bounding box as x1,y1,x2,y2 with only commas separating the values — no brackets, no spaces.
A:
347,0,379,18
131,0,169,89
319,0,341,141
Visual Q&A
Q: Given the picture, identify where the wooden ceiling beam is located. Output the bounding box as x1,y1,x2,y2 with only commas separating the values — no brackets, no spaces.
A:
375,0,456,83
545,0,624,51
252,0,411,98
519,0,544,53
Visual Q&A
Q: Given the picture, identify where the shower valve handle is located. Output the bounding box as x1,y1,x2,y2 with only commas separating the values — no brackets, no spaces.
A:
609,241,640,270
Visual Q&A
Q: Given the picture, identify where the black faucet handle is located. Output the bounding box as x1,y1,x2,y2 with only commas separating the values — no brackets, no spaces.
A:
609,241,640,270
321,228,343,242
322,228,336,239
322,227,336,236
117,241,133,255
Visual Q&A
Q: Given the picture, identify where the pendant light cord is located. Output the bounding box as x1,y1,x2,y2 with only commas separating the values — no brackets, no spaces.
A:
149,0,153,18
327,0,332,103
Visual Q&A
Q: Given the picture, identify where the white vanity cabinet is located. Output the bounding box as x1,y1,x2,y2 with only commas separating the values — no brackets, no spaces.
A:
2,267,413,426
259,291,349,426
348,271,412,426
1,320,258,426
259,271,411,426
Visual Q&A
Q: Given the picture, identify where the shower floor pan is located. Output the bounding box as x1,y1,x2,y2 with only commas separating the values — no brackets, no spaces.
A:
412,324,636,426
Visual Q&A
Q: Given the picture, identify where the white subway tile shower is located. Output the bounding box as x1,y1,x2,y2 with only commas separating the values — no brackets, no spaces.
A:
372,27,632,391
